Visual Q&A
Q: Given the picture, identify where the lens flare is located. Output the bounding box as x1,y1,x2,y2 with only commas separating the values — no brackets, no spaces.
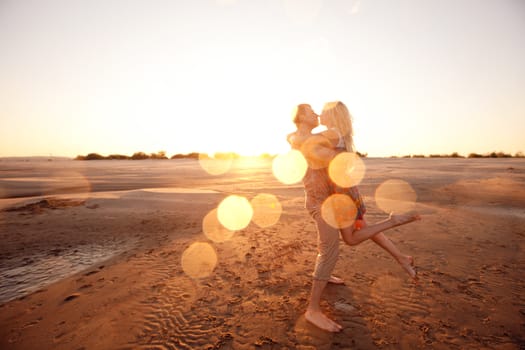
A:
217,195,253,231
51,171,92,200
375,179,417,214
328,152,366,188
250,193,282,228
202,208,234,242
272,150,307,185
198,153,233,175
181,242,218,279
321,194,357,229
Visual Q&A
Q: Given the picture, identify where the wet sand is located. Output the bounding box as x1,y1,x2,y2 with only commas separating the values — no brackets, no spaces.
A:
0,157,524,349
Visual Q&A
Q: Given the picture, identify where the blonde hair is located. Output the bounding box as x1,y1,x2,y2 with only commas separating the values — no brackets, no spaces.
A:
322,101,354,152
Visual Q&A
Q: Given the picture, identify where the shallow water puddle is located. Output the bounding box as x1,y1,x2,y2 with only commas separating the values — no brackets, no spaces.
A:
0,240,134,303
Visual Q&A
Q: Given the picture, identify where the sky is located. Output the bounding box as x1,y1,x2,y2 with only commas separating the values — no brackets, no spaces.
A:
1,0,524,158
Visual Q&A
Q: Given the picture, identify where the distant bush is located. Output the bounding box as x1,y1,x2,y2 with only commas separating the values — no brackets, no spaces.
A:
171,152,199,159
429,152,464,158
492,152,512,158
74,150,523,160
85,153,105,160
149,151,168,160
107,154,130,160
131,152,148,160
468,152,513,158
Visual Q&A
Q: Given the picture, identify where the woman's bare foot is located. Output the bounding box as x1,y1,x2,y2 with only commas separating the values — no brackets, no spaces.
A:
305,309,342,332
328,275,345,285
397,255,417,280
389,212,421,228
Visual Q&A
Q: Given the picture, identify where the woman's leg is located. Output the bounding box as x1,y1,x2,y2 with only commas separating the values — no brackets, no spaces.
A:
341,217,419,279
370,231,417,279
341,212,420,246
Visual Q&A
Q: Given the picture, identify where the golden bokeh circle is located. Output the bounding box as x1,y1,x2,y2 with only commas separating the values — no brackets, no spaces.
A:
272,150,307,185
321,193,357,229
51,170,92,200
181,242,218,279
250,193,282,228
217,195,253,231
202,208,235,242
328,152,366,188
374,179,417,214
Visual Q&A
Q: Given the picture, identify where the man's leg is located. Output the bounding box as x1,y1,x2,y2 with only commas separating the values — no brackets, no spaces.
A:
305,215,342,332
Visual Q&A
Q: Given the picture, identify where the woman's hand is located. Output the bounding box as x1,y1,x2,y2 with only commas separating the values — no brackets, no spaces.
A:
354,219,366,230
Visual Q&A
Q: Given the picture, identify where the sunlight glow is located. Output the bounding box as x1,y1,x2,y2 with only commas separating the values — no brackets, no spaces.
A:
217,195,253,231
181,242,218,279
375,179,417,214
250,193,282,228
321,193,357,229
328,152,366,188
272,150,307,185
198,153,234,175
202,208,235,242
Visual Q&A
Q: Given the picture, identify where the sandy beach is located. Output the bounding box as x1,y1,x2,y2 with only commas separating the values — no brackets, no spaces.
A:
0,157,524,349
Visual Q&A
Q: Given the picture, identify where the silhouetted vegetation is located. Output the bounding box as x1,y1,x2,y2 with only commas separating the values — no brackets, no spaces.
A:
429,152,464,158
468,151,515,158
107,154,129,160
74,150,524,160
389,151,523,159
171,152,200,159
74,151,244,160
75,151,171,160
81,153,105,160
149,151,168,159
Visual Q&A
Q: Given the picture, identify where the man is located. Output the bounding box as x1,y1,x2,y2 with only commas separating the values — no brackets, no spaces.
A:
288,103,344,332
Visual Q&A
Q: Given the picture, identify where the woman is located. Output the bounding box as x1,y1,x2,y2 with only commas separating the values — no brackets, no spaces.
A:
319,101,419,278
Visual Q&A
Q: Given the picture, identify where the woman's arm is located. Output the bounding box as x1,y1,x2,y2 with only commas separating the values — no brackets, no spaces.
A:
300,134,338,169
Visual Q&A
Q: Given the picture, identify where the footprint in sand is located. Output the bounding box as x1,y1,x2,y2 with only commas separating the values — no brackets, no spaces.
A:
62,293,81,303
334,300,356,313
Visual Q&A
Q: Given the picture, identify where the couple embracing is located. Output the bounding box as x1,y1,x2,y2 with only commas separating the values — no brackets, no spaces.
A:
287,101,421,332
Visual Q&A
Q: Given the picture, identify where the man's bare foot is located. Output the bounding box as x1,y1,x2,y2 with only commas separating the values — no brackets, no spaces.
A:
328,275,345,285
389,212,421,228
305,309,342,332
397,255,417,280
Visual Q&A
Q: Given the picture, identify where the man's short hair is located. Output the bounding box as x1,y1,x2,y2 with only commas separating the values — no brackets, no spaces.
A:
293,104,311,125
